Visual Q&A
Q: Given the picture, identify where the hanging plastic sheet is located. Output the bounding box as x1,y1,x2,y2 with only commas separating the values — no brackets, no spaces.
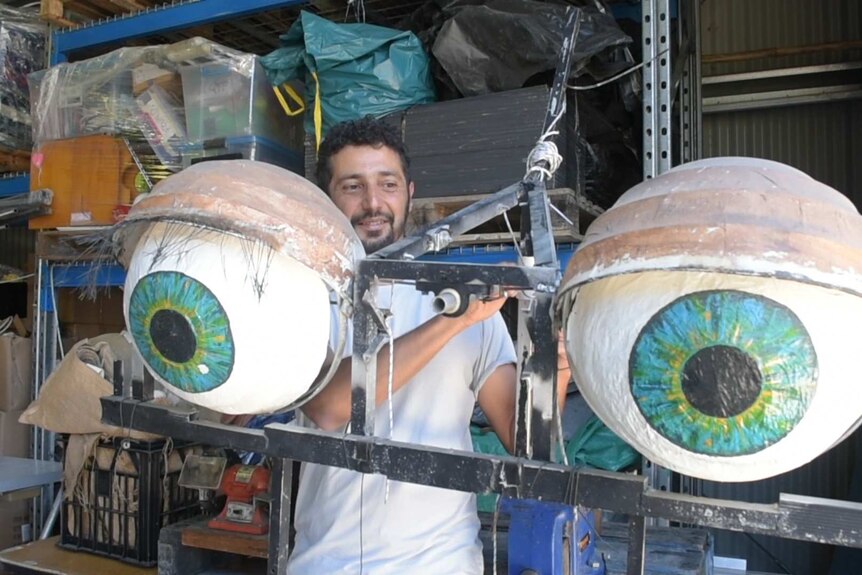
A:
429,0,631,97
261,11,436,147
0,6,46,150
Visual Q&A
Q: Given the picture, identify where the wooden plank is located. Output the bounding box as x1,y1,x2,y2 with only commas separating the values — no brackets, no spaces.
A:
181,523,269,559
40,0,164,26
40,0,76,27
35,229,113,261
0,536,155,575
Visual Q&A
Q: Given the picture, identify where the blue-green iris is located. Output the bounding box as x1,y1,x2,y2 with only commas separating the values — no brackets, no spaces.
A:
629,290,817,456
129,271,234,393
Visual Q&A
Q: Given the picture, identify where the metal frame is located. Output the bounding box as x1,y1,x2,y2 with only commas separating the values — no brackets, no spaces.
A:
30,261,126,535
640,0,675,515
99,396,862,575
50,0,308,64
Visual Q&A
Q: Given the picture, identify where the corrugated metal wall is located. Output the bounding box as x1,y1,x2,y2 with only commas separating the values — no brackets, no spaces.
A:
701,0,862,75
701,0,862,205
699,1,862,573
703,101,862,206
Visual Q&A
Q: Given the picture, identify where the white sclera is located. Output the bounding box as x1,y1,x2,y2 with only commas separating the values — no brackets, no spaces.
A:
124,222,332,414
565,270,862,482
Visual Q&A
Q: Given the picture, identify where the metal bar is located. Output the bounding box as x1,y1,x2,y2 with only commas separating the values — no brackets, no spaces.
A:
356,259,559,293
267,458,292,575
350,267,381,443
703,85,862,113
97,397,862,548
372,182,522,261
642,0,659,178
702,61,862,85
626,515,646,575
515,292,557,461
679,0,694,164
52,0,306,62
641,0,674,529
692,0,702,160
525,184,558,269
656,0,672,175
534,7,581,147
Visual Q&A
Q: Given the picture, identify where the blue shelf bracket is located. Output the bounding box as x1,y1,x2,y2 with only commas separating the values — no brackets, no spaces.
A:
0,174,31,198
38,261,126,312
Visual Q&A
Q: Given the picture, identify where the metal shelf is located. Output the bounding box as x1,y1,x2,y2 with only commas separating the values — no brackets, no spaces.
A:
51,0,309,64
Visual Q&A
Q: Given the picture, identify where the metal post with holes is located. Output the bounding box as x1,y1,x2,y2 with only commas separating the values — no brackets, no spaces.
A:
642,0,673,179
641,0,675,526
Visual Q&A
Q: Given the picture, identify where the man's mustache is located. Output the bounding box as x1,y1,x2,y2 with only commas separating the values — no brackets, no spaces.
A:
351,211,394,226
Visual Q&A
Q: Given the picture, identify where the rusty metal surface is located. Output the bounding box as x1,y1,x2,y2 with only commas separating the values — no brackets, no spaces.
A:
114,160,364,295
560,157,862,298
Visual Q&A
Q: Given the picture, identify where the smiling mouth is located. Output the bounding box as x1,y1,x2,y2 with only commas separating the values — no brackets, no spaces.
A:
353,214,394,235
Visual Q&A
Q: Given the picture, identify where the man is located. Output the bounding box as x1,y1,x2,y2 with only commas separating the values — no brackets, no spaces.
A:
288,116,567,574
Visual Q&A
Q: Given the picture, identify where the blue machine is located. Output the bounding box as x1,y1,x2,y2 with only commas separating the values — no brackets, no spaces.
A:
501,497,605,575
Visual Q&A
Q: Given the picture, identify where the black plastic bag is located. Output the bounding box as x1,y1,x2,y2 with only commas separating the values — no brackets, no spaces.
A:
430,0,631,97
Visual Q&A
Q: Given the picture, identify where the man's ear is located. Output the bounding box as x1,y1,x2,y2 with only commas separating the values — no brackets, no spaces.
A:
407,180,415,212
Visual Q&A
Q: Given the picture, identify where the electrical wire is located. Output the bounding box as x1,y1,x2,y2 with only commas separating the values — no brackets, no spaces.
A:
568,48,670,91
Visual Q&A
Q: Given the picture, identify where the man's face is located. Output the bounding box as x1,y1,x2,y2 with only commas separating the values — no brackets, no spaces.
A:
327,144,414,253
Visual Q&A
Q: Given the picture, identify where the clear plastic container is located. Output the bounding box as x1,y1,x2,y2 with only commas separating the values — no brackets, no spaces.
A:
180,134,303,175
179,58,303,152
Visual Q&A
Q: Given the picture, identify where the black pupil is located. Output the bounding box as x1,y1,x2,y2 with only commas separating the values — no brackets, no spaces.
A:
150,309,197,364
681,345,762,418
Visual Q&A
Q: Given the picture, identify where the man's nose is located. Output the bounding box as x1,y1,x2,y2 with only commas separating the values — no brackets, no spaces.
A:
361,187,381,211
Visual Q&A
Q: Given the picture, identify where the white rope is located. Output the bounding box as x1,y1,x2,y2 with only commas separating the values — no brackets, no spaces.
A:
526,138,564,181
526,103,565,182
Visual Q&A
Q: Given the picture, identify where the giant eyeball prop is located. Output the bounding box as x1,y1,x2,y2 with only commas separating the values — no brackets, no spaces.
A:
113,161,364,414
557,157,862,482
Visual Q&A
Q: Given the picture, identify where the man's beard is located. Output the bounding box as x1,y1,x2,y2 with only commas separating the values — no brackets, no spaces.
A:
352,210,397,253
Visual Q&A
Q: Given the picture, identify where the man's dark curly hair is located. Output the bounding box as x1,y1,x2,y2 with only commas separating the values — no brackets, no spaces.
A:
315,116,411,192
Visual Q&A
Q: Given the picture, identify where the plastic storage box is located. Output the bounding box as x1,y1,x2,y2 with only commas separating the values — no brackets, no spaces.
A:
60,436,201,566
181,134,303,175
180,57,303,153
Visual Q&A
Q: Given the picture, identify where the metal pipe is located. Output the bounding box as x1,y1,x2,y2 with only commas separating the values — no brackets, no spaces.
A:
39,487,62,540
432,289,461,315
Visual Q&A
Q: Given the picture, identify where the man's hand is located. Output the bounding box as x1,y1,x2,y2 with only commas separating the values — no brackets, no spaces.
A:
557,330,571,407
453,293,510,327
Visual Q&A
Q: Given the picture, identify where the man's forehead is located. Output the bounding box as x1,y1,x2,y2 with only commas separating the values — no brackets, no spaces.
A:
331,145,405,175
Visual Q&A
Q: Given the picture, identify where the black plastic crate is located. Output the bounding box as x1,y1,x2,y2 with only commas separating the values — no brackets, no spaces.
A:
60,436,201,566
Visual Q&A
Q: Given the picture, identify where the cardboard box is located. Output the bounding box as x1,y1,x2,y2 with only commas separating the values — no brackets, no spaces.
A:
29,135,142,229
0,499,30,551
57,288,125,326
61,323,125,352
0,409,31,458
0,335,32,411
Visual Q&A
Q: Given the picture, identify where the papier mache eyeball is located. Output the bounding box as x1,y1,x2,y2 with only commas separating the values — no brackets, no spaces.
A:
113,160,364,415
557,157,862,482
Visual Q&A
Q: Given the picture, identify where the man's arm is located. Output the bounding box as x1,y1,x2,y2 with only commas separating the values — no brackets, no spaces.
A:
477,331,572,454
302,296,510,431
